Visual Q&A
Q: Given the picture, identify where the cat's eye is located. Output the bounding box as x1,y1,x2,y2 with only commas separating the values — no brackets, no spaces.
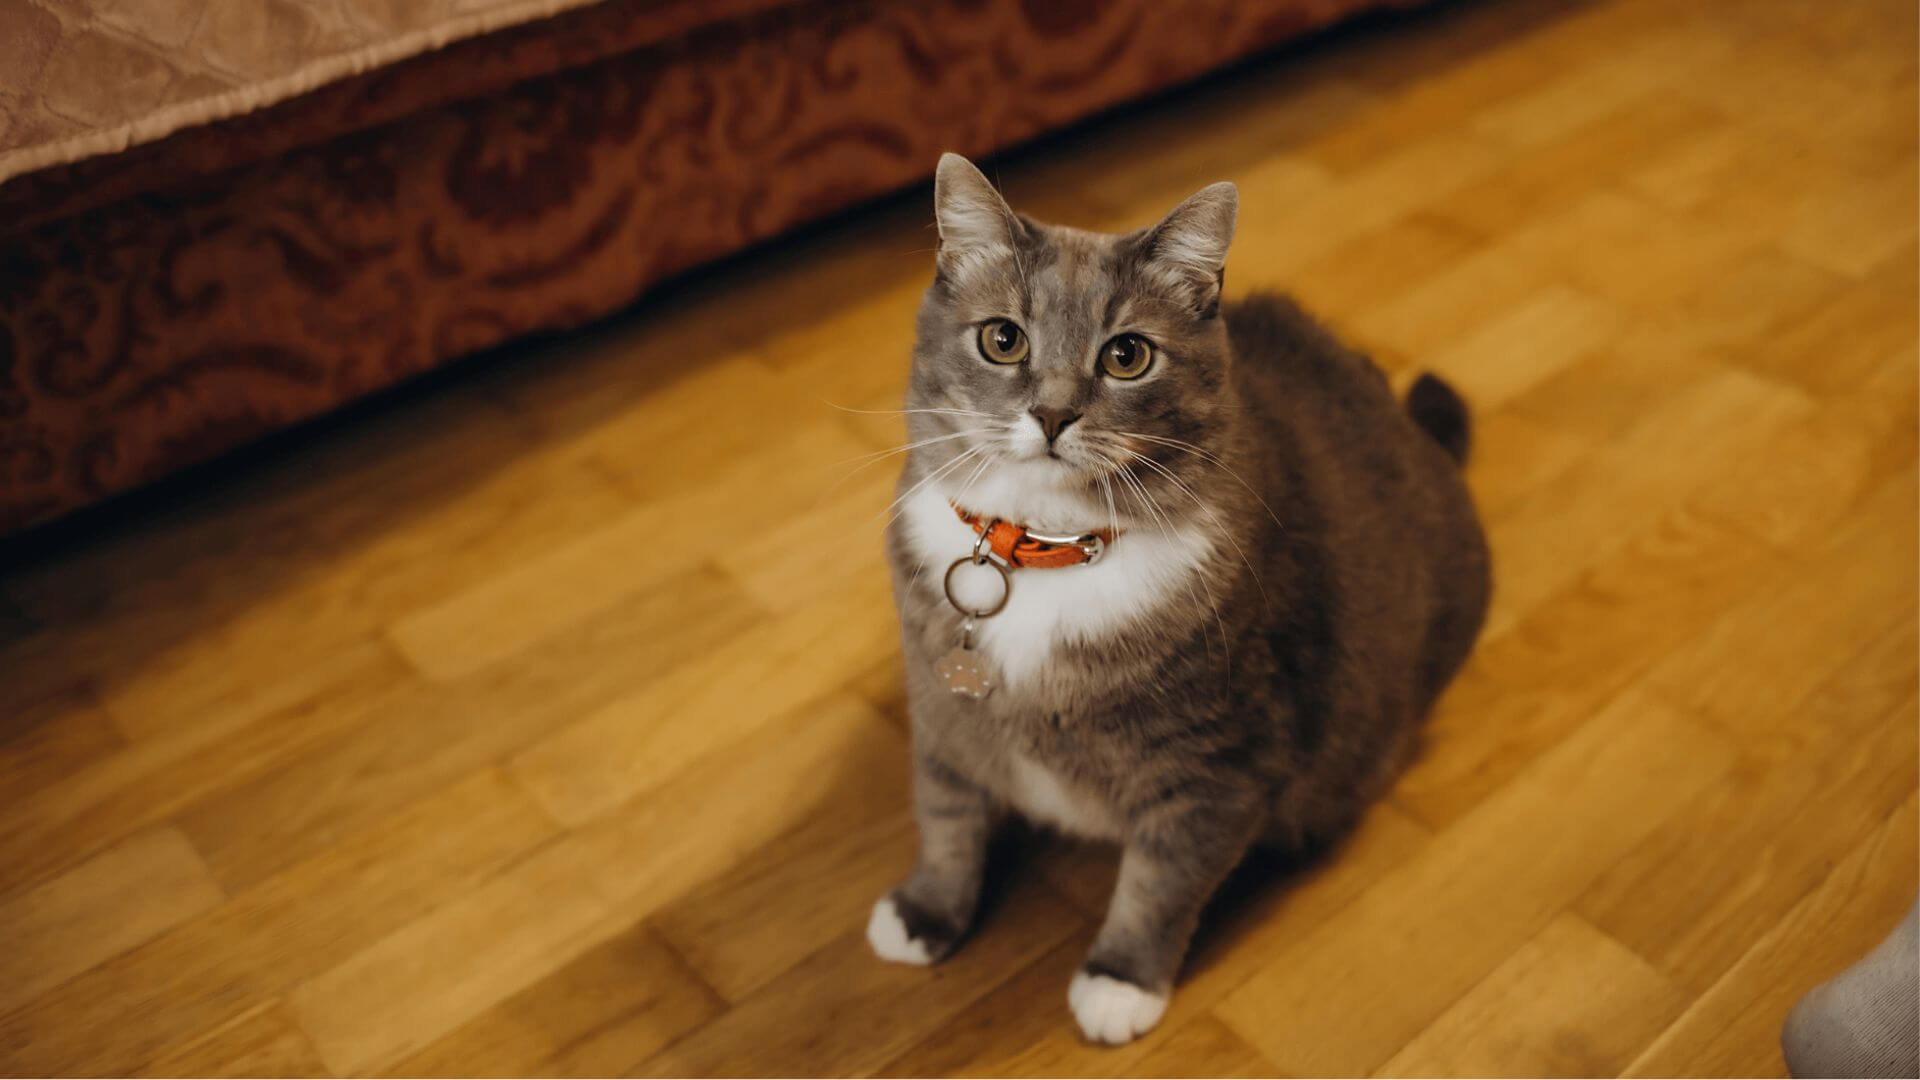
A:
1100,334,1155,379
977,320,1029,365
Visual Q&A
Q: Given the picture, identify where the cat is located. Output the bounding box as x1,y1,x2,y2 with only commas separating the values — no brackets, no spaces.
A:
867,153,1490,1045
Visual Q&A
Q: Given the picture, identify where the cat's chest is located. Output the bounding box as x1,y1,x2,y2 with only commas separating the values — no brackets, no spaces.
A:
1001,752,1124,839
901,484,1211,689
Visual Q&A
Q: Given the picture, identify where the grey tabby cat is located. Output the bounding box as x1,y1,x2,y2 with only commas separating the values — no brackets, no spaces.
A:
867,153,1490,1045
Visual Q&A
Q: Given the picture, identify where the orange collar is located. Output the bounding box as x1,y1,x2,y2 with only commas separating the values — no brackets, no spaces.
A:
952,503,1112,569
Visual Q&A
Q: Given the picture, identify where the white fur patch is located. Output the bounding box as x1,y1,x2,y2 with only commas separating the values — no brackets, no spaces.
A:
1006,753,1122,839
866,896,933,966
1007,411,1052,460
903,472,1215,690
1068,971,1168,1045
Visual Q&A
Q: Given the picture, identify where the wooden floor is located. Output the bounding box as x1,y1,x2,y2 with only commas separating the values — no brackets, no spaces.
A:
3,0,1916,1075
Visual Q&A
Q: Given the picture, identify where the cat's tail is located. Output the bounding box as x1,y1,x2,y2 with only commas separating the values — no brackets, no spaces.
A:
1405,372,1471,465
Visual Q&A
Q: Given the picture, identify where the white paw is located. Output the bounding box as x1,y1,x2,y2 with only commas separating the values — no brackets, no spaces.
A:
1068,971,1168,1045
866,896,933,966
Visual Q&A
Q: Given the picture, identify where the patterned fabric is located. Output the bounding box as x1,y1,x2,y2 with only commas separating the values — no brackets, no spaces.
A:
0,0,1412,535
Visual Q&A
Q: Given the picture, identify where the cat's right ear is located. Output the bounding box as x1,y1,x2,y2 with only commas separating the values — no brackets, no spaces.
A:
933,153,1019,275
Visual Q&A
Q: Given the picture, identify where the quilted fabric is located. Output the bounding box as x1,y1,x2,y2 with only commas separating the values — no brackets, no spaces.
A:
0,0,1414,536
0,0,622,183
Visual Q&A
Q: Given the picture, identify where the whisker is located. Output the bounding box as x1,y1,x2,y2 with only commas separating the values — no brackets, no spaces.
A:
1095,464,1119,547
813,428,997,511
955,447,996,501
874,445,985,530
1122,449,1269,609
885,447,994,533
823,401,998,420
1121,432,1284,531
834,428,992,469
837,424,990,466
872,446,977,525
1111,458,1231,669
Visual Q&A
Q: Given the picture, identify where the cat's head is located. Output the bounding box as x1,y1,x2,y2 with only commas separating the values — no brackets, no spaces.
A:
907,153,1238,527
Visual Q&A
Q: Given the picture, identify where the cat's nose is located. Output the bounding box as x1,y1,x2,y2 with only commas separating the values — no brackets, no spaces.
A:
1031,406,1081,444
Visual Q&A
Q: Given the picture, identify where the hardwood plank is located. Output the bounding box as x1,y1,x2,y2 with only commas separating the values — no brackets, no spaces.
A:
176,569,758,890
1623,791,1920,1078
1693,359,1917,553
1500,325,1726,444
651,814,916,1003
386,420,872,680
99,631,409,744
382,922,723,1078
883,937,1282,1080
751,283,927,418
0,769,555,1077
1481,366,1813,639
1424,283,1622,412
289,841,625,1075
1469,24,1725,149
1237,132,1502,276
9,407,627,742
878,934,1099,1079
1647,244,1850,354
0,679,123,801
1289,211,1485,322
713,469,899,613
518,354,814,504
1212,691,1734,1076
549,693,914,935
1640,468,1918,735
1735,245,1918,397
1397,507,1784,827
1118,1014,1278,1079
506,573,895,827
1657,27,1914,178
1069,73,1362,218
1298,1,1582,173
1578,616,1918,993
1435,92,1724,236
0,826,224,1016
1457,408,1592,520
635,870,1087,1079
490,225,916,435
135,1001,331,1080
1494,190,1757,314
2,385,534,635
303,694,909,1076
1375,914,1689,1077
1773,159,1918,278
0,638,410,896
87,449,637,740
1350,237,1547,358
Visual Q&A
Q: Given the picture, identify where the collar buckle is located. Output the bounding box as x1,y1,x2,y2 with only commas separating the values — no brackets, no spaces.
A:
1023,527,1106,566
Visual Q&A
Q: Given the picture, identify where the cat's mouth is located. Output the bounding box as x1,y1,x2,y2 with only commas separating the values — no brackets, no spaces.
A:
1013,442,1095,475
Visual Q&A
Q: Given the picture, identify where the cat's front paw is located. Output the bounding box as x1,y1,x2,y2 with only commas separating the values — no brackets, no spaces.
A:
866,893,965,966
1068,969,1169,1045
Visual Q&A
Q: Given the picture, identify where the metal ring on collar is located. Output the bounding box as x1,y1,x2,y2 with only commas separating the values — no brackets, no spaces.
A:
972,519,1001,563
943,555,1011,618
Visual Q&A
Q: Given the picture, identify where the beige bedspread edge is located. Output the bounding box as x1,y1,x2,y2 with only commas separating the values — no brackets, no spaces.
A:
0,0,609,187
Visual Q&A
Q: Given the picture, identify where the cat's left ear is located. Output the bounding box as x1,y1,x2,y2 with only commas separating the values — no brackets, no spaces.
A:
1138,182,1238,317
